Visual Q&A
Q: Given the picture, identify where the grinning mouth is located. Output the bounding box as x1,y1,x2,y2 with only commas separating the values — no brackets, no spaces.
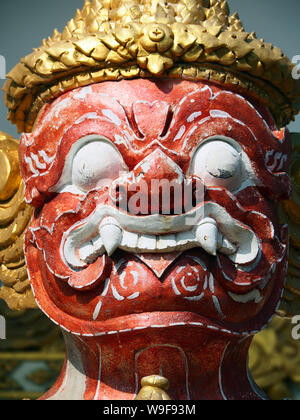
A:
63,202,260,270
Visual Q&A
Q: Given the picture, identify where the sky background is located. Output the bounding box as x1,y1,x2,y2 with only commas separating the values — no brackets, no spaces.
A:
0,0,299,138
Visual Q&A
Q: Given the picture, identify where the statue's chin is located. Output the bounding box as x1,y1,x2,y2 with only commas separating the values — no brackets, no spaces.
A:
65,310,260,340
27,241,286,339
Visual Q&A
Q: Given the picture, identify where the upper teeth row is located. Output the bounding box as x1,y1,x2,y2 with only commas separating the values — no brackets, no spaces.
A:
66,217,237,269
63,204,260,270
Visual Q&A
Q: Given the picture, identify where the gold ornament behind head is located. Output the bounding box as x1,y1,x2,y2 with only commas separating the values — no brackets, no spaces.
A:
3,0,300,132
0,132,35,311
279,133,300,318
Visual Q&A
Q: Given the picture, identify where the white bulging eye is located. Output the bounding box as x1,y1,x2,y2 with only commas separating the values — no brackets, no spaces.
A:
72,139,128,192
189,140,242,190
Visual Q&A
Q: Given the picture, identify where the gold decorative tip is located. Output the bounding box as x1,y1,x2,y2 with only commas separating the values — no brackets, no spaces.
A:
141,375,170,390
135,375,171,400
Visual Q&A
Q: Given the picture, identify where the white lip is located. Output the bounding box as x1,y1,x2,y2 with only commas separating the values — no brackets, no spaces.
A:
63,203,260,270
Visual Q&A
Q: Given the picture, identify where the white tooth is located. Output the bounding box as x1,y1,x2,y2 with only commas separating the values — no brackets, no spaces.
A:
217,233,237,256
99,218,123,256
78,236,105,265
79,242,94,261
196,219,218,256
157,234,177,251
92,235,104,253
176,230,194,248
229,233,259,265
79,242,102,264
121,230,139,250
138,234,157,251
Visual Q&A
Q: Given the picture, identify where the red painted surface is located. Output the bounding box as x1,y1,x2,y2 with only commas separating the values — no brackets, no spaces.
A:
19,79,291,400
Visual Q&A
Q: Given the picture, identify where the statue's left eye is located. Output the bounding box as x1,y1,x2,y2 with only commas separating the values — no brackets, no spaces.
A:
189,139,243,191
72,138,128,192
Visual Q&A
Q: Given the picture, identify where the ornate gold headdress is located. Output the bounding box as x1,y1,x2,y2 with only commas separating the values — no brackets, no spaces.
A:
3,0,300,133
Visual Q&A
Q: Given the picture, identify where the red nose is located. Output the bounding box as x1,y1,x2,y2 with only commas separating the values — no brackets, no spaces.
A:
111,150,204,215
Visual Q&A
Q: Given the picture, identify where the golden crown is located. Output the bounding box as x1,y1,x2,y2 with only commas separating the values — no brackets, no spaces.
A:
3,0,300,132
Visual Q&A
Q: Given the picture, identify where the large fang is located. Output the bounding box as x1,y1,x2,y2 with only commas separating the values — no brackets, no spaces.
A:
99,217,123,257
196,218,218,256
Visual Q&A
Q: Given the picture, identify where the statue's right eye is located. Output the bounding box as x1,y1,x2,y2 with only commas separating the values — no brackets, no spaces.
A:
72,138,129,192
50,135,129,194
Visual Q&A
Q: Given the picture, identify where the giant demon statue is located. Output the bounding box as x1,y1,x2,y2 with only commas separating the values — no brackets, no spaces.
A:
1,0,300,400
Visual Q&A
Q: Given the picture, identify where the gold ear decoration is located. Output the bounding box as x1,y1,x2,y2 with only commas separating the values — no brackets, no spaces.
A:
279,133,300,317
0,132,36,311
3,0,300,133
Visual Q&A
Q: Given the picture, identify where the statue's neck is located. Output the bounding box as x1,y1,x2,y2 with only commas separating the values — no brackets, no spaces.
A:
41,327,266,400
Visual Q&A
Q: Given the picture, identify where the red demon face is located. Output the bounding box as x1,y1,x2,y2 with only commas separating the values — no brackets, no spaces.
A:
20,79,291,338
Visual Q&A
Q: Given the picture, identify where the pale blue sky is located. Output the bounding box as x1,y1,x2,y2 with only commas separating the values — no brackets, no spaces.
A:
0,0,299,137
